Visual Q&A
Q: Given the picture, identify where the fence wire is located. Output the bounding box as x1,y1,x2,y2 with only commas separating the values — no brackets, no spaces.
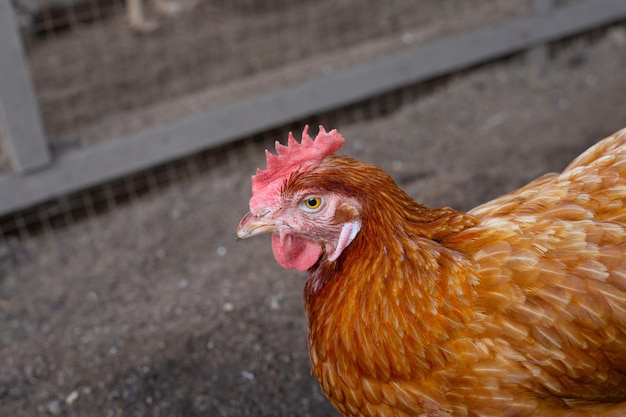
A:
17,0,531,150
1,19,622,244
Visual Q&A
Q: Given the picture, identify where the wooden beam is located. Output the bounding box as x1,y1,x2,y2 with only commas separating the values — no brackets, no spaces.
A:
0,0,50,174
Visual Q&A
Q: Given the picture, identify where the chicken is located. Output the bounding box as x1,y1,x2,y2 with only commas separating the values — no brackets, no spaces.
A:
12,0,189,34
126,0,187,32
236,125,626,417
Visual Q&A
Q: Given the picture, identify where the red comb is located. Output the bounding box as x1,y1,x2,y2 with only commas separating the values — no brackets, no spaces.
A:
249,125,344,212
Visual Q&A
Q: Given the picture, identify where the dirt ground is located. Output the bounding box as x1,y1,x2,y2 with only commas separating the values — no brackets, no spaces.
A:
2,14,626,417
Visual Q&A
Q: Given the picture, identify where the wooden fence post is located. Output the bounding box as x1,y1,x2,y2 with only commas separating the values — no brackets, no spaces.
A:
0,0,51,174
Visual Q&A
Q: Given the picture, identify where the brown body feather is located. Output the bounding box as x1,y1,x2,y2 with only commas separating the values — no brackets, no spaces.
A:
302,130,626,416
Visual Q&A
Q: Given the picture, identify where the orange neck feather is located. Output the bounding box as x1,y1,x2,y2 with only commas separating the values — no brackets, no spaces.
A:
302,159,480,382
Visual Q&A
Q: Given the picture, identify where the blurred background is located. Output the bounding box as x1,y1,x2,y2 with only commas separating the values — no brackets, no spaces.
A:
1,0,625,415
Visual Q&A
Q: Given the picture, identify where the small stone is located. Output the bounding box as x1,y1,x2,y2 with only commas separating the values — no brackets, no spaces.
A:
46,400,62,415
222,302,234,312
216,246,227,256
65,390,79,405
609,27,626,46
481,112,507,132
391,160,404,171
178,278,189,289
401,32,415,44
241,370,255,381
269,294,283,311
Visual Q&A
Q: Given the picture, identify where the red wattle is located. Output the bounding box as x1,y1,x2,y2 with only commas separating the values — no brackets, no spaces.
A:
272,232,322,271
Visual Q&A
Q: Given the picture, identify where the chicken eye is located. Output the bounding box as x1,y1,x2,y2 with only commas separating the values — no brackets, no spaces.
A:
302,197,322,211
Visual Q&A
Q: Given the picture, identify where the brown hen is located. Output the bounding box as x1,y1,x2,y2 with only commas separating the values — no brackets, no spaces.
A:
237,126,626,417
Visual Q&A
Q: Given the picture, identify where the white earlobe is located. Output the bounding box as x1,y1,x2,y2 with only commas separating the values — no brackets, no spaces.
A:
327,221,361,262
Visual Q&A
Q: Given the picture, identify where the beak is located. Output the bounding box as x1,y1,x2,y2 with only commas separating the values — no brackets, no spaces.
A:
236,211,282,239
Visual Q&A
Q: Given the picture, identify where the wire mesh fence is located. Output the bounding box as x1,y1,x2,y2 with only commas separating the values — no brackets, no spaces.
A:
0,67,468,243
2,6,619,243
17,0,531,151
